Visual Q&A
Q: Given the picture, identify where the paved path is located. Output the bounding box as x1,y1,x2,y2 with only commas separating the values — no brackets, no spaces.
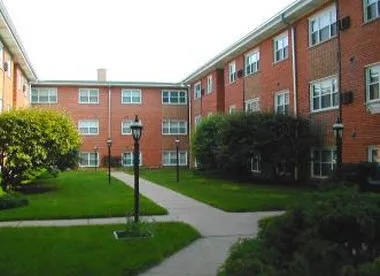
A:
111,172,282,276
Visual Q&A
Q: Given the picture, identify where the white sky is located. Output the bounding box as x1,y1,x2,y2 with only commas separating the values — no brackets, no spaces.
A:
3,0,295,82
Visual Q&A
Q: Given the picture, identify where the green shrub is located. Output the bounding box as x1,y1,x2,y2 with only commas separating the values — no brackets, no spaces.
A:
221,189,380,276
0,193,28,210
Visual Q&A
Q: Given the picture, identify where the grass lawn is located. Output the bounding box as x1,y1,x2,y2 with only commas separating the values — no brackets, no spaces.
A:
135,168,312,212
0,222,200,276
0,171,167,221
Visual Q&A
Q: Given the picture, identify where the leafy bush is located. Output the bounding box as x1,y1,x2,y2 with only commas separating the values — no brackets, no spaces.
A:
220,189,380,276
0,108,81,191
0,193,28,210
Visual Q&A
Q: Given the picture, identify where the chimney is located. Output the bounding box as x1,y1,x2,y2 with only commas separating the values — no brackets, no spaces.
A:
97,68,107,82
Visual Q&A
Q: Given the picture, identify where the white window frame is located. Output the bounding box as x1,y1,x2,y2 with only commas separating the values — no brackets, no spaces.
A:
0,41,3,70
366,63,380,103
163,151,188,166
78,120,99,136
79,88,99,104
162,120,188,135
121,120,133,135
194,82,201,99
250,152,262,173
311,148,336,179
121,89,142,104
364,0,380,22
207,112,213,118
310,76,339,113
228,105,236,114
6,55,11,78
0,97,3,113
207,75,213,94
121,152,142,167
245,98,260,113
194,115,202,129
245,49,260,76
162,90,187,105
79,152,99,168
309,5,337,47
275,91,289,115
31,88,58,104
368,146,380,163
274,32,289,63
229,62,236,83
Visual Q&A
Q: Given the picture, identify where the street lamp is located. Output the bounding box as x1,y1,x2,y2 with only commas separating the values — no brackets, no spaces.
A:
106,138,112,185
332,117,344,171
94,146,99,172
130,115,143,223
175,137,180,182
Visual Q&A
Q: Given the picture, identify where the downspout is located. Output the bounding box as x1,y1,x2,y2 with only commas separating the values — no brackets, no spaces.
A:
187,84,191,169
108,82,111,138
336,0,343,120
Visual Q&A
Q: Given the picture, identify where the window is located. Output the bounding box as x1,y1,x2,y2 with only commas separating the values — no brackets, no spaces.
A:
121,120,133,135
228,105,236,114
79,152,99,168
79,88,99,104
6,55,11,78
245,98,260,113
366,64,380,102
274,33,289,62
311,76,339,112
364,0,380,21
207,75,213,94
31,88,57,104
121,152,142,167
207,112,213,118
122,89,141,104
245,50,260,75
0,97,2,113
229,62,236,83
275,91,289,115
0,41,3,70
162,90,187,104
311,148,336,178
369,146,380,163
194,82,201,99
194,115,202,129
163,151,188,166
309,5,337,46
250,152,262,173
78,120,99,135
162,120,187,135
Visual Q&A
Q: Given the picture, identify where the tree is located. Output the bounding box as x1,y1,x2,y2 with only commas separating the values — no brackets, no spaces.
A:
0,108,81,190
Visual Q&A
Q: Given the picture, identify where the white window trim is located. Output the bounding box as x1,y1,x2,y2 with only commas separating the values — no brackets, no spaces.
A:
121,152,142,167
273,32,289,63
121,89,142,104
228,105,236,114
363,0,380,22
194,115,202,129
0,41,3,70
31,87,58,104
162,120,188,135
229,61,236,84
207,112,213,118
206,75,213,94
162,151,188,166
78,120,99,136
194,81,201,99
310,75,339,113
121,120,133,136
78,88,100,104
6,56,11,78
308,4,337,47
79,152,100,168
250,152,262,173
245,49,260,76
366,62,380,104
274,90,290,114
245,98,260,113
161,90,187,105
368,146,380,163
310,147,336,179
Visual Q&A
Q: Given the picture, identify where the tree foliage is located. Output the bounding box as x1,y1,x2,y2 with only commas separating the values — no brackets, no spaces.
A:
0,108,81,190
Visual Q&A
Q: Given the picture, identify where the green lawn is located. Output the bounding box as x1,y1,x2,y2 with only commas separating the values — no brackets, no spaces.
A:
0,222,200,276
136,168,312,212
0,171,167,221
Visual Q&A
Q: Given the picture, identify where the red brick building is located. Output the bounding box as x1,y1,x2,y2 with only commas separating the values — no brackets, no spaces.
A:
184,0,380,178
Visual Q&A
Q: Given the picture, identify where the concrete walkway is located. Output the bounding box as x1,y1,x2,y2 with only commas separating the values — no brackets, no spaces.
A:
111,172,282,276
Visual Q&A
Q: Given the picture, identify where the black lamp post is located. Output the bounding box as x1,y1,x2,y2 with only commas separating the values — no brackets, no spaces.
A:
332,117,344,171
106,138,112,185
94,146,99,172
175,137,180,182
130,115,143,223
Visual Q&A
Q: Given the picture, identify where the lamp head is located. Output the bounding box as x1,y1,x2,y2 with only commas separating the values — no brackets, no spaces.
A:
130,115,143,141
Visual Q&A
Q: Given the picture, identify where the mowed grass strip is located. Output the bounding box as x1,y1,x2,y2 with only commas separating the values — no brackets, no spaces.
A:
0,222,200,276
0,171,167,221
137,168,311,212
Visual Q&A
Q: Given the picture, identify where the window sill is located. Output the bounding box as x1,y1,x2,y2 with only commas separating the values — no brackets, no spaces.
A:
310,106,339,114
162,103,188,105
273,57,289,66
244,70,260,78
308,35,337,50
121,133,132,136
366,100,380,114
362,16,380,27
162,133,188,136
79,102,100,105
121,102,142,105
